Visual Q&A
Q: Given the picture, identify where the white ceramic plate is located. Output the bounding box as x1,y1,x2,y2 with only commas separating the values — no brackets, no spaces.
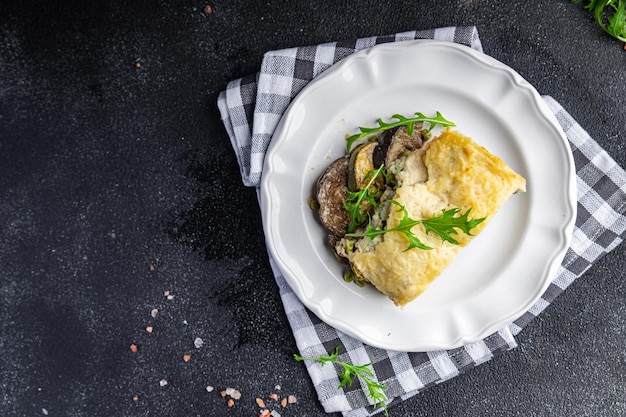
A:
261,40,576,351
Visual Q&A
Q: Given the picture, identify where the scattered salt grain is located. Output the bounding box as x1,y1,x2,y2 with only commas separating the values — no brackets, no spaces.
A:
159,379,168,387
163,290,170,296
42,409,48,416
288,395,297,404
225,387,241,399
274,384,281,391
183,354,191,362
256,398,266,408
268,393,278,401
129,344,138,353
281,398,287,408
194,337,204,348
206,385,214,392
167,294,174,300
259,410,270,417
227,399,235,408
270,410,282,417
150,308,158,318
145,326,153,333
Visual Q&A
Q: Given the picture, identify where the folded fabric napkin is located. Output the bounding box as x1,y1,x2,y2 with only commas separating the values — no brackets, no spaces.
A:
217,26,626,416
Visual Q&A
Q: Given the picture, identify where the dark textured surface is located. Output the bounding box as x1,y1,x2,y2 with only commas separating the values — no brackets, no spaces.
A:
1,1,625,416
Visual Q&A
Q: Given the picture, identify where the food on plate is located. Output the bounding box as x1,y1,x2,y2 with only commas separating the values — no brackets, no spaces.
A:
314,113,526,307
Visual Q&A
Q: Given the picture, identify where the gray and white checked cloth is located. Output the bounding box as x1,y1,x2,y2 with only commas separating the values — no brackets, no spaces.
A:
217,26,626,416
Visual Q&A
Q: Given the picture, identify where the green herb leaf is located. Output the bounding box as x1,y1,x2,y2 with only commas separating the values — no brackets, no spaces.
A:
343,165,386,233
294,346,389,415
421,207,486,245
346,201,486,252
572,0,626,42
345,111,456,153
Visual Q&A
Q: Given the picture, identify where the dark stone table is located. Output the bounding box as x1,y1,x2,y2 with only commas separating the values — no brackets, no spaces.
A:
2,1,625,416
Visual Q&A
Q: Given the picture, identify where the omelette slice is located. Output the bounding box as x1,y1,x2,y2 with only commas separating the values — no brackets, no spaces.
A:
343,128,526,307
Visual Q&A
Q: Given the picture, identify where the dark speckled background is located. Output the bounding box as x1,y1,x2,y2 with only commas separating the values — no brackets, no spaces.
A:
1,1,625,416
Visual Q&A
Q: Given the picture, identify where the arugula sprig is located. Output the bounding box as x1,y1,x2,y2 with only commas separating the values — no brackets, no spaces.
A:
571,0,626,42
294,346,389,415
343,165,386,233
347,200,486,252
345,111,456,153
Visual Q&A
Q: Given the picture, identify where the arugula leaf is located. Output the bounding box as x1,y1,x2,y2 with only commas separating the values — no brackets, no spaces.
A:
346,200,486,252
343,165,386,233
606,0,626,39
421,207,486,245
294,346,389,415
345,111,455,153
571,0,626,42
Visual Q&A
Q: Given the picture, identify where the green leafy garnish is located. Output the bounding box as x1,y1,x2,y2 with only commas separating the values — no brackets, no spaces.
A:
422,206,487,244
347,200,486,252
343,165,386,233
571,0,626,42
345,111,456,153
294,346,389,415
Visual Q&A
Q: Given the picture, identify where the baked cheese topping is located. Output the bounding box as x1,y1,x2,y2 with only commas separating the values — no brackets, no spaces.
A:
346,128,526,307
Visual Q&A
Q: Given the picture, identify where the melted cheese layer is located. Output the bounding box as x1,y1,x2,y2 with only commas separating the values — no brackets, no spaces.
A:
348,128,526,307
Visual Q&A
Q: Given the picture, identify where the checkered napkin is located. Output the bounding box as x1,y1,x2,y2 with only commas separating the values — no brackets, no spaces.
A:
217,27,626,416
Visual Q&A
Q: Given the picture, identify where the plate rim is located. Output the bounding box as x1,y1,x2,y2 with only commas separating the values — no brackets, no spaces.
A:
260,39,577,351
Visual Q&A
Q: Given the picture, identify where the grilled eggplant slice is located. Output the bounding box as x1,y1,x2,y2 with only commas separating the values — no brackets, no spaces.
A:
348,142,383,192
379,125,424,166
316,155,351,237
